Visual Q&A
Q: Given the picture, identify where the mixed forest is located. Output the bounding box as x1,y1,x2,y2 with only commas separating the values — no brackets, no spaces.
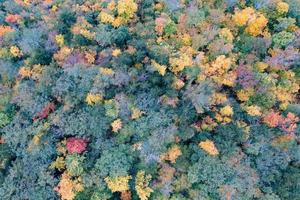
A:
0,0,300,199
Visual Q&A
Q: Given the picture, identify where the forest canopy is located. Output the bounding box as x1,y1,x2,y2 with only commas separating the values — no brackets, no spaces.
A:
0,0,300,200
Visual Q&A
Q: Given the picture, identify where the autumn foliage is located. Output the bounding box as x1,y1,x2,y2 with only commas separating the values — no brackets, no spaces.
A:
0,0,299,200
66,138,88,154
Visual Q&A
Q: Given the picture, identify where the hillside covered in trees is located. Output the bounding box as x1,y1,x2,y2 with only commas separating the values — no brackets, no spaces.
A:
0,0,300,199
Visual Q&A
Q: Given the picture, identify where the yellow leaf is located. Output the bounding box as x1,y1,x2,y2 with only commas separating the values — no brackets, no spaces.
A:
277,2,289,14
112,49,121,57
244,105,262,116
245,14,268,36
55,172,83,200
135,171,153,200
99,67,115,76
85,93,103,105
117,0,138,19
131,107,144,119
111,119,122,133
160,145,182,163
151,60,167,76
55,34,64,47
199,140,219,156
220,105,233,117
105,176,131,192
99,12,114,24
232,7,255,26
19,67,32,78
50,156,65,171
10,46,22,57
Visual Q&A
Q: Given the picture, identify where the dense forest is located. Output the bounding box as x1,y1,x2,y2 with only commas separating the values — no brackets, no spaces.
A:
0,0,300,199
